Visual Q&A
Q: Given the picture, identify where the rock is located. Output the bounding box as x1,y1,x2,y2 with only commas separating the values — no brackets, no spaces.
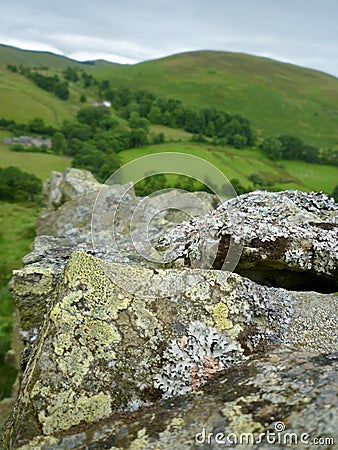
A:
2,171,338,448
158,190,338,291
2,348,338,449
2,251,337,447
42,168,101,208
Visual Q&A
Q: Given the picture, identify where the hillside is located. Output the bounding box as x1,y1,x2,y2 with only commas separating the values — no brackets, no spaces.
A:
0,46,338,147
0,45,116,126
0,44,115,70
96,50,338,148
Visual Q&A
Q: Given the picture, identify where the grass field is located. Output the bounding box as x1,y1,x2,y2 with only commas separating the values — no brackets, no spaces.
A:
150,124,192,142
119,143,338,194
0,202,40,400
0,65,77,126
0,134,71,180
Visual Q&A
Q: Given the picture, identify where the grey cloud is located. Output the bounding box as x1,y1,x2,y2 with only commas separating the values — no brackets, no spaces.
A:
2,0,338,77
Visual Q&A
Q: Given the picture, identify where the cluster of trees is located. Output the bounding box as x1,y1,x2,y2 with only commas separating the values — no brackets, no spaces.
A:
60,106,164,180
260,136,319,162
260,135,338,166
0,167,42,202
0,117,55,136
7,64,70,100
98,85,255,148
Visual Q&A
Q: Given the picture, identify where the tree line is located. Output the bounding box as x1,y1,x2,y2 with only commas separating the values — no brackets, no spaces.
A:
260,135,338,166
0,167,42,203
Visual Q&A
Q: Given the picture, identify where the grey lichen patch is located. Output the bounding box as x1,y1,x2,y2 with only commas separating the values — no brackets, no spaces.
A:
159,190,338,284
154,321,244,397
288,291,338,352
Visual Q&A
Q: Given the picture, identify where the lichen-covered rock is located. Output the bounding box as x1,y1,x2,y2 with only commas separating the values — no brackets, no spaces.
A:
37,174,219,265
158,190,338,290
42,167,101,208
3,348,337,449
2,251,337,447
2,171,338,448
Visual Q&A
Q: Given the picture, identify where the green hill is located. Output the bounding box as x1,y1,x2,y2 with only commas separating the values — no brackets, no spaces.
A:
0,44,115,70
1,46,338,148
0,45,116,126
96,50,338,148
0,44,337,191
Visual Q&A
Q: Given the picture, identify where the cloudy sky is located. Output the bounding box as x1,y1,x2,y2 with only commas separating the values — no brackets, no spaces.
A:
2,0,338,77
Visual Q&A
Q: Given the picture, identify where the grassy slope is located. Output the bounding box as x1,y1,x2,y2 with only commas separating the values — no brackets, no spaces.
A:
0,44,116,126
0,131,71,180
96,51,338,148
119,143,338,194
0,44,115,70
0,202,40,399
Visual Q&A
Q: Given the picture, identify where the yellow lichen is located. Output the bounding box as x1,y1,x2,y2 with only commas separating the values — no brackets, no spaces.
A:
213,303,233,331
221,400,263,435
37,388,112,434
129,428,149,449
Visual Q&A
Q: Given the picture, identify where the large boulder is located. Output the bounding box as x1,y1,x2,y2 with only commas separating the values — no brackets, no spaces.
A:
3,347,337,449
158,190,338,291
2,251,337,447
1,170,338,448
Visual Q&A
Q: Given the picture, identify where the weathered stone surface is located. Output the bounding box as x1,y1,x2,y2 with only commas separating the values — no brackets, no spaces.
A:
1,170,338,449
42,167,101,208
2,251,337,447
3,348,338,449
158,190,338,291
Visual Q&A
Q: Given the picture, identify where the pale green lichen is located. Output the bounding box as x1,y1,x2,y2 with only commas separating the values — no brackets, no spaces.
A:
213,303,233,331
221,399,264,435
128,428,149,450
36,387,112,434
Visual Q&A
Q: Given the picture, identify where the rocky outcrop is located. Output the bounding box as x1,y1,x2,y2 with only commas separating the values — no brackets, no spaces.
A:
4,348,338,449
1,170,337,449
158,190,338,291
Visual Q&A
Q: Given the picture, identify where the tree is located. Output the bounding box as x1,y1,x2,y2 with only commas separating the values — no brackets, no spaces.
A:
63,66,79,82
62,121,92,143
0,167,42,202
248,173,273,188
260,137,283,160
230,178,249,195
301,145,320,163
129,112,150,131
129,128,148,147
80,94,87,103
28,117,46,134
232,133,247,149
77,106,111,131
150,132,165,144
278,135,304,160
72,146,120,182
134,174,167,196
52,132,67,154
53,81,69,100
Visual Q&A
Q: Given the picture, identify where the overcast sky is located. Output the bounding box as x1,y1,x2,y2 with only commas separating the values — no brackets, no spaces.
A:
1,0,338,77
